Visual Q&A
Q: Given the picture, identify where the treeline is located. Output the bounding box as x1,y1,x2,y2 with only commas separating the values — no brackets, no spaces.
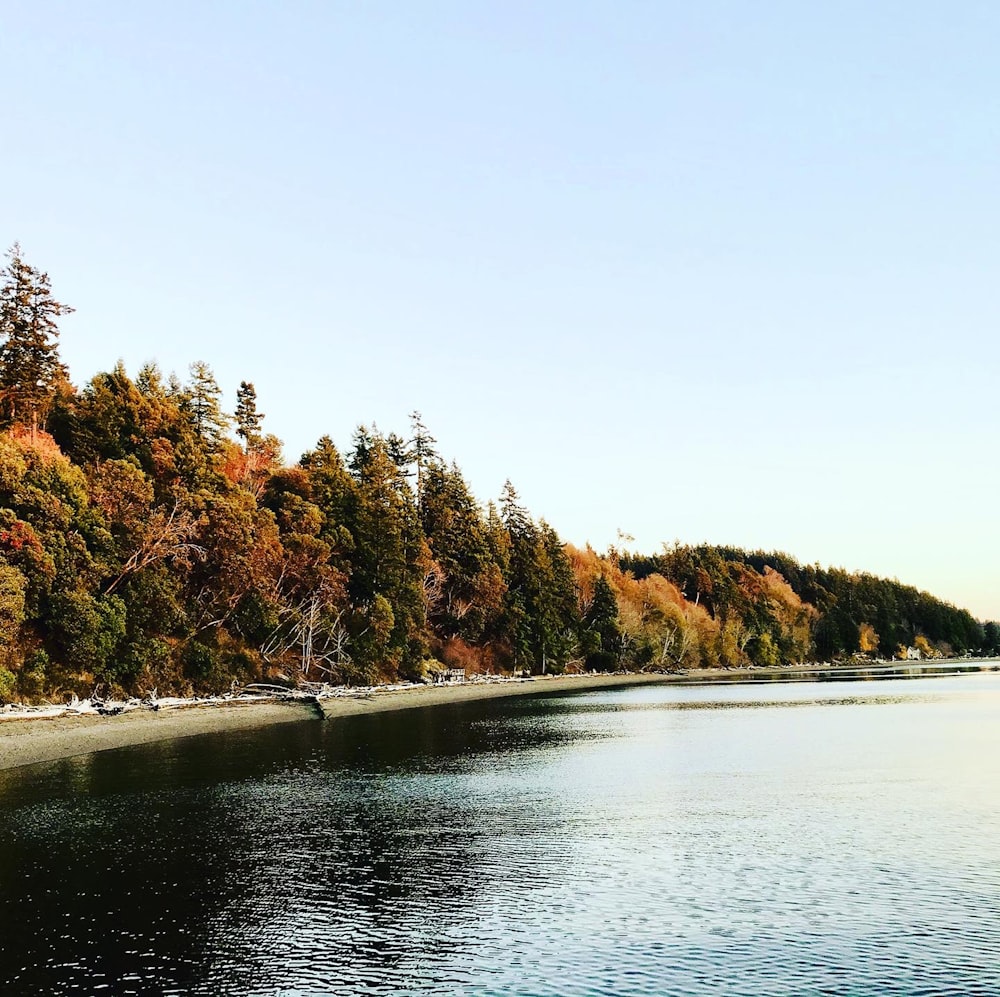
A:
0,246,996,701
621,546,993,664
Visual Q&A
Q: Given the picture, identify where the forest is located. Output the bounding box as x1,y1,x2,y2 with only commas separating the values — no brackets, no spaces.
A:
0,245,997,702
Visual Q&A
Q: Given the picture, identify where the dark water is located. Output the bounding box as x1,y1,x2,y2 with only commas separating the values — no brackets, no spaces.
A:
1,676,999,996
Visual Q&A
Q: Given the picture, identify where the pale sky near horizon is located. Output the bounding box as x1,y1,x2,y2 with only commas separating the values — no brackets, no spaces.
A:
3,1,999,620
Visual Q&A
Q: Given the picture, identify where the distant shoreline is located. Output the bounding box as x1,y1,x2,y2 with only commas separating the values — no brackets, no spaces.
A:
2,662,997,773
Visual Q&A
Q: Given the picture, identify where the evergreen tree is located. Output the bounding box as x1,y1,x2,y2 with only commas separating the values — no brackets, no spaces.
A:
234,381,264,447
298,436,357,574
495,484,579,672
0,244,73,435
408,410,437,500
582,573,620,668
347,430,426,675
420,461,503,640
348,424,377,476
385,431,414,476
186,362,229,445
484,501,511,576
533,521,580,671
499,480,531,539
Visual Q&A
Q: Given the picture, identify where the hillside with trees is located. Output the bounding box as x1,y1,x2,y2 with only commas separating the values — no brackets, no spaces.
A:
0,245,996,702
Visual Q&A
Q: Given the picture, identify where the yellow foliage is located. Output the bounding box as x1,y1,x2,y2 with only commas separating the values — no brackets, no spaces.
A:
759,567,817,664
859,622,879,654
564,544,605,614
564,543,722,669
684,601,720,668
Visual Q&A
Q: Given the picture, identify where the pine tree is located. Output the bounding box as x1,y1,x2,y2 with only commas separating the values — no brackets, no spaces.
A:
0,244,73,436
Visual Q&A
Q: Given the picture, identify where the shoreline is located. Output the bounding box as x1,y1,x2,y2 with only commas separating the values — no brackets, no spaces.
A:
2,661,997,773
0,700,316,772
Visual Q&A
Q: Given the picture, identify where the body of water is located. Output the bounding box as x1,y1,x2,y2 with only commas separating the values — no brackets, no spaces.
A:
1,674,999,995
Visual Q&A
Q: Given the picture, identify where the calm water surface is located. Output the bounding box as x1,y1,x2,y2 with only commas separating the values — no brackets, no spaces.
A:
1,675,999,996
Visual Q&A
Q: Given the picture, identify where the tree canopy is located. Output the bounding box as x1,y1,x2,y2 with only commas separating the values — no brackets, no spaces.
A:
0,247,994,703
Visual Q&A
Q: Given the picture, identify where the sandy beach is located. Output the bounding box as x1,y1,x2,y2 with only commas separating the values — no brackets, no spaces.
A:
3,662,995,772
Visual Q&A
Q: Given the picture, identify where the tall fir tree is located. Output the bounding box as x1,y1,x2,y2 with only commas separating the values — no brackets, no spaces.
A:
234,381,264,448
347,429,427,675
0,244,73,436
420,461,503,640
408,410,437,501
582,574,621,667
185,361,229,446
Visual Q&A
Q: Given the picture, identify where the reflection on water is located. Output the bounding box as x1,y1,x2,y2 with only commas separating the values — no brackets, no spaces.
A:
559,674,994,712
1,675,999,995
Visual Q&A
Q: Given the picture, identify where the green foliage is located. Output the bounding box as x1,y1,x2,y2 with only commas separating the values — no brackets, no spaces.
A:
0,666,16,703
583,575,620,659
586,650,618,672
181,640,221,684
18,649,48,698
181,638,257,690
185,361,229,446
51,363,151,467
231,589,281,646
495,489,578,673
50,591,127,678
347,430,425,671
748,631,780,668
0,562,26,649
117,635,170,682
234,381,264,445
420,461,502,641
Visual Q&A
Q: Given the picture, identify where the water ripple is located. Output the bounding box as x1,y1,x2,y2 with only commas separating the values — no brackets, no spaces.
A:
1,676,999,995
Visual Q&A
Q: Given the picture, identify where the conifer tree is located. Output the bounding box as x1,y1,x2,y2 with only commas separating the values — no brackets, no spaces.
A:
408,410,437,499
347,429,426,674
385,432,413,476
186,361,229,445
499,480,531,539
299,436,357,573
583,574,621,667
234,381,264,448
0,244,73,436
420,461,502,639
537,520,580,668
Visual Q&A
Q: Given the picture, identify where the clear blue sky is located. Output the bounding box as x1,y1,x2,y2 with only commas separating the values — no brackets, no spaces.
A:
4,1,999,620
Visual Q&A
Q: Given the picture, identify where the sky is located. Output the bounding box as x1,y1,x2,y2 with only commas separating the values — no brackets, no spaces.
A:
3,1,999,620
